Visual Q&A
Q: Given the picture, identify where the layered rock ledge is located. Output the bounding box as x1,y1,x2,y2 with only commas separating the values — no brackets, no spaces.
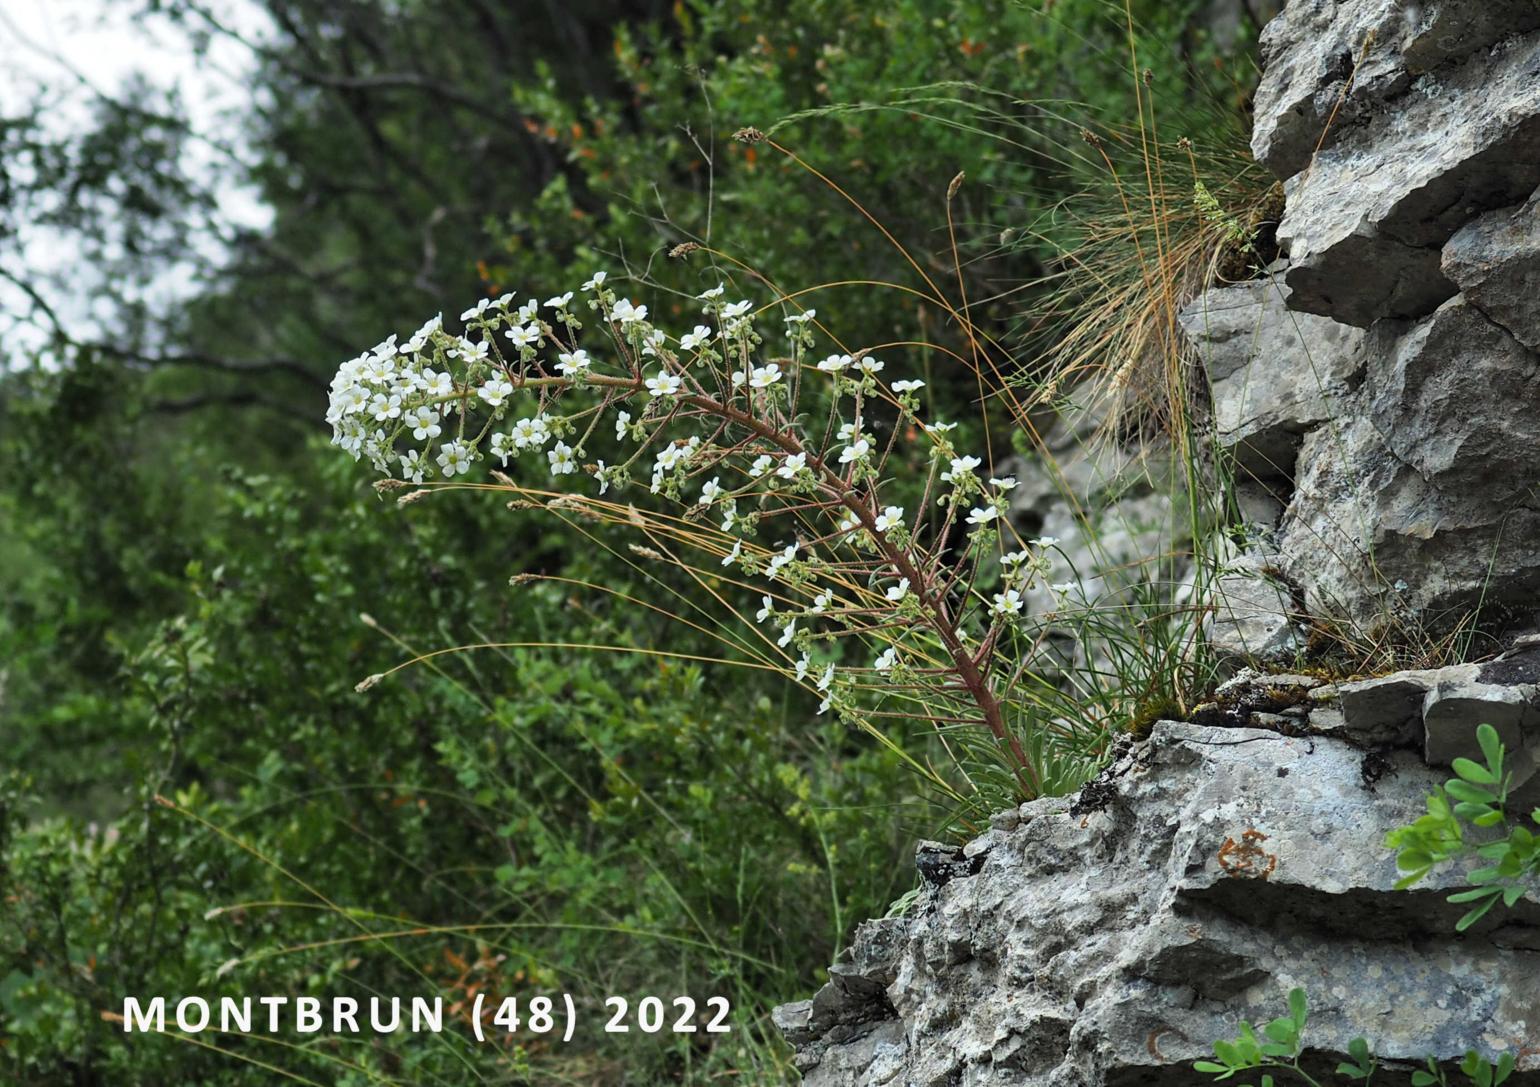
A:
775,648,1540,1084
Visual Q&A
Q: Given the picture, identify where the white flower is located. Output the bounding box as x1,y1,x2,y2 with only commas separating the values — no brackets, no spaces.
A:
398,449,428,482
489,431,514,466
582,270,608,292
1002,549,1029,566
334,384,369,416
922,420,957,435
455,338,489,365
766,544,797,579
722,540,743,567
698,283,725,301
511,415,551,449
837,420,862,443
722,300,752,320
874,647,898,672
404,314,441,353
595,460,610,494
778,620,797,648
516,298,539,322
460,298,493,321
836,511,860,533
640,328,667,357
478,377,514,408
360,353,395,385
407,405,442,441
785,309,816,325
942,454,982,483
874,506,904,533
1051,581,1076,597
371,335,400,362
775,453,807,481
812,588,833,613
750,454,775,477
437,440,473,477
493,291,515,309
680,325,712,352
965,505,999,527
817,353,852,373
699,478,723,506
369,392,402,421
855,356,884,375
891,379,925,393
645,372,682,397
886,578,910,603
992,589,1024,616
1030,536,1060,548
990,476,1018,491
548,441,577,475
545,291,574,309
611,298,648,324
556,349,591,375
720,501,738,531
795,654,810,682
505,323,541,350
756,595,774,623
655,445,687,473
817,662,836,691
749,363,783,389
839,439,871,464
420,368,454,398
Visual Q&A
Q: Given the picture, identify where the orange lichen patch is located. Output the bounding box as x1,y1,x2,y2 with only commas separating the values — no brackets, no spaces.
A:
1217,829,1278,880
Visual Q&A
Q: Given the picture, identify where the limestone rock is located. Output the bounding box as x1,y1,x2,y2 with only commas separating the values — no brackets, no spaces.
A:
777,722,1540,1085
1277,296,1540,632
1275,31,1540,326
1179,272,1365,478
1252,0,1540,181
1206,554,1305,664
1442,192,1540,352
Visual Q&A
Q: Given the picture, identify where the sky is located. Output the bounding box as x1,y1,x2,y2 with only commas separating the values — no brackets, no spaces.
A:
0,0,272,363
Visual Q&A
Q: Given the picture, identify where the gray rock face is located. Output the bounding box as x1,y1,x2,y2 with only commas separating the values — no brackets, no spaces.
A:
1275,31,1540,326
1207,553,1305,664
1178,271,1365,478
1443,193,1540,351
1276,296,1540,630
1252,0,1540,182
777,718,1540,1085
1307,641,1540,780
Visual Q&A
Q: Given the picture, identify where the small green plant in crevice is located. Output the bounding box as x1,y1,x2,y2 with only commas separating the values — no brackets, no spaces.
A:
1200,726,1534,1087
1196,987,1515,1087
1386,722,1540,931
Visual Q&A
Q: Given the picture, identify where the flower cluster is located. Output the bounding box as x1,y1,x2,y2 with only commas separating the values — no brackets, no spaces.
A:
328,274,1066,795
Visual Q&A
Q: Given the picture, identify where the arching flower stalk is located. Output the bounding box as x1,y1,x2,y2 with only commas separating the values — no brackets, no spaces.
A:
327,276,1077,800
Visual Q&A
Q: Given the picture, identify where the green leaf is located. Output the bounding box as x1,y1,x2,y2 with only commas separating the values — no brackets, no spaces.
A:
1263,1018,1296,1045
1456,895,1501,931
1413,1072,1437,1087
1452,757,1496,785
1495,1052,1515,1085
1445,780,1498,805
1476,723,1503,775
1447,886,1502,903
1287,987,1308,1031
1195,1061,1228,1074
